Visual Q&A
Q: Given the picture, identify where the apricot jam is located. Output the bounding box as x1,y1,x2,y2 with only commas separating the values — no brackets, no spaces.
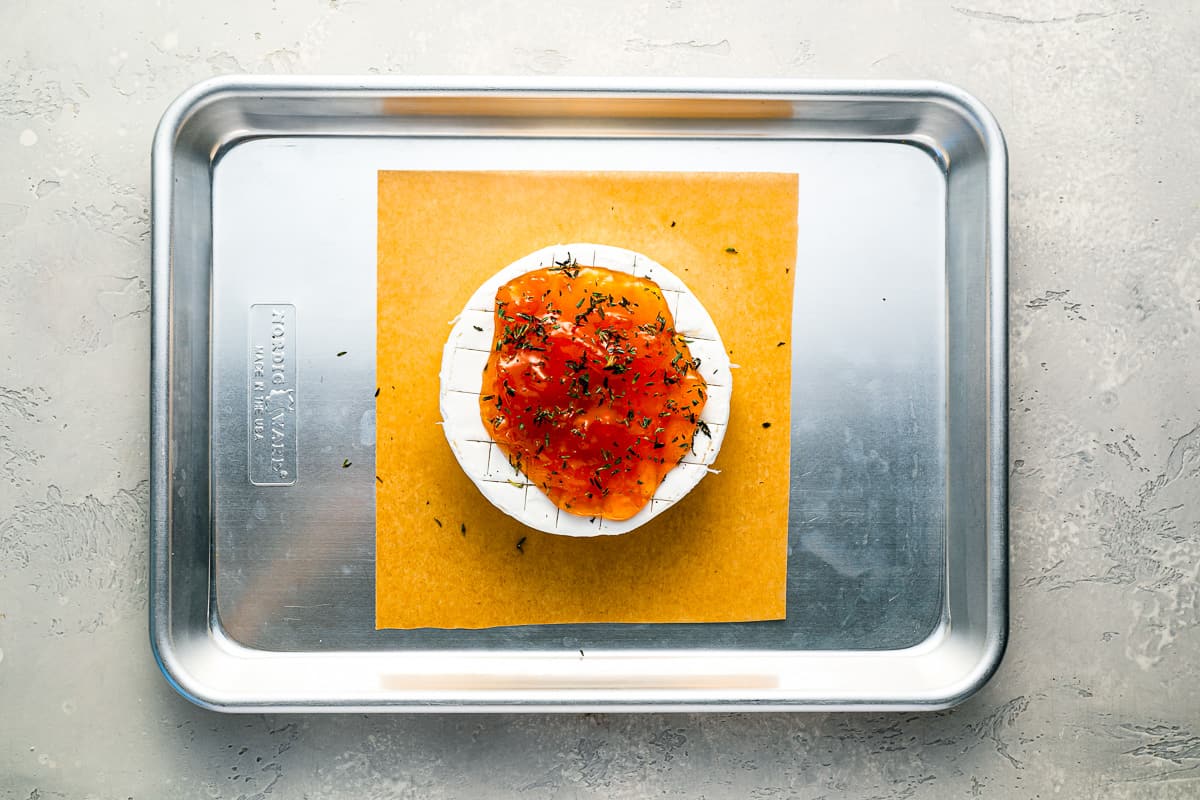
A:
480,261,709,520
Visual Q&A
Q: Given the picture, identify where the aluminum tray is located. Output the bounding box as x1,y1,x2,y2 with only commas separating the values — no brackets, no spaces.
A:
150,76,1007,712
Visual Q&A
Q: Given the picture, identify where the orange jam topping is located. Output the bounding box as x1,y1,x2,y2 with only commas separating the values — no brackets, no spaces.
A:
481,261,709,520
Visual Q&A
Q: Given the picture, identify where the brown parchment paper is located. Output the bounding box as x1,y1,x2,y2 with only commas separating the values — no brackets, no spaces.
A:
376,170,797,629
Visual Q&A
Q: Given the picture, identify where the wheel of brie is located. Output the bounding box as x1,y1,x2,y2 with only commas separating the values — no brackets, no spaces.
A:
439,243,732,536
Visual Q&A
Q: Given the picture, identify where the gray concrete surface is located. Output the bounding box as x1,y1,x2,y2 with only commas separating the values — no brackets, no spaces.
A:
2,0,1199,797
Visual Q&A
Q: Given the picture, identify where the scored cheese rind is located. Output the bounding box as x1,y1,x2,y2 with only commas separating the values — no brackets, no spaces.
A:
439,243,733,537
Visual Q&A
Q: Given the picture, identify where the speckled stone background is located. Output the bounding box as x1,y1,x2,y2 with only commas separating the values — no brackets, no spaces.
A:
2,1,1198,797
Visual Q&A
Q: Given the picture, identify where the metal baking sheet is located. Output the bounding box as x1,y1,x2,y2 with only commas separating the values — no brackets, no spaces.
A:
150,77,1007,711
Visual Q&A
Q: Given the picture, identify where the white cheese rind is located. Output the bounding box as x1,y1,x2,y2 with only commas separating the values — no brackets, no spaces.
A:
439,243,733,537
